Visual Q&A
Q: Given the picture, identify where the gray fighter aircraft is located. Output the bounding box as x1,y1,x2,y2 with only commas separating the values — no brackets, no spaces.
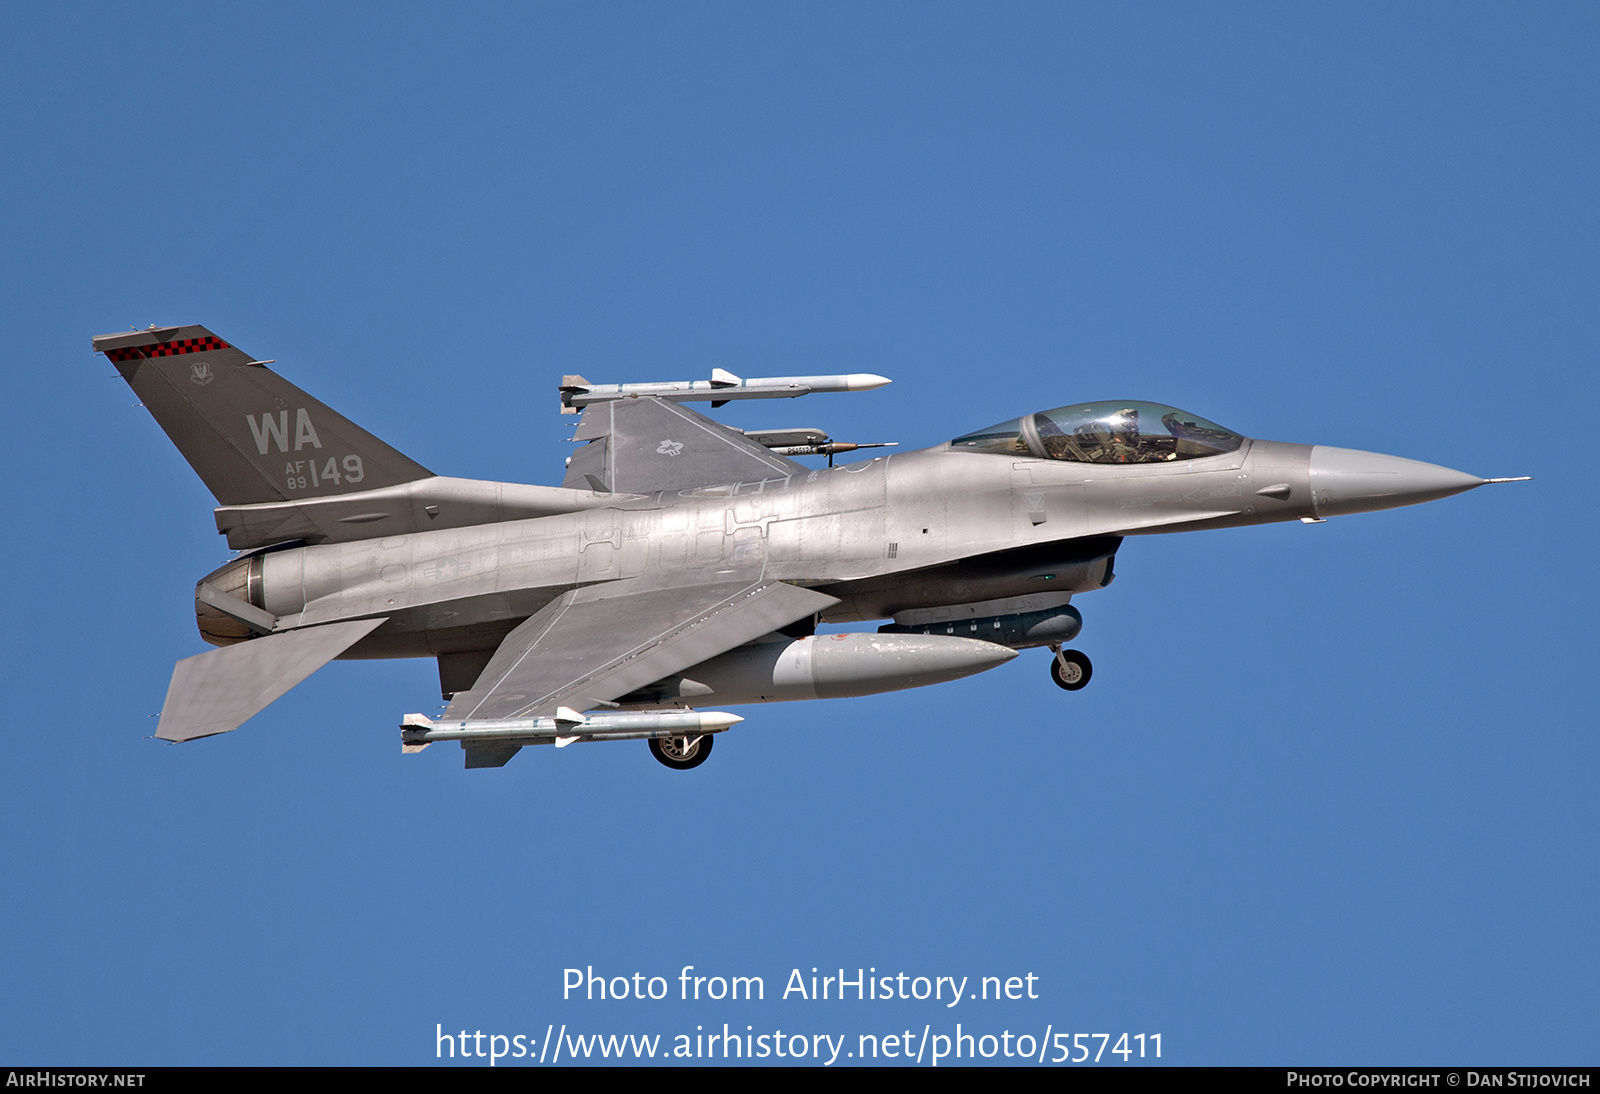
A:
98,325,1527,769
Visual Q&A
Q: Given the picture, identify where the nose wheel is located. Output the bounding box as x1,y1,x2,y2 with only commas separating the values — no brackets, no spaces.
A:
1049,648,1092,691
649,733,714,770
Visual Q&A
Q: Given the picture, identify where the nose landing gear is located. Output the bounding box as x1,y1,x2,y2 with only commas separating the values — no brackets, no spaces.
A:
1048,645,1092,691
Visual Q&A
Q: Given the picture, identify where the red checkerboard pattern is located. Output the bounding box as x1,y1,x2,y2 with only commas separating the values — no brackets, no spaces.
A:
104,336,231,362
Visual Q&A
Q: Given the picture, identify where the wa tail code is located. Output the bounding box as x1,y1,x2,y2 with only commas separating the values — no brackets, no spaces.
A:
246,409,322,454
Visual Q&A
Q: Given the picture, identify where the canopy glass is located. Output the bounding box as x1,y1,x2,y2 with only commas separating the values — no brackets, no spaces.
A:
952,401,1245,464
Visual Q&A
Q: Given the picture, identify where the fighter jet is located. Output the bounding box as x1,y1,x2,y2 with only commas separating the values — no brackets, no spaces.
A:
97,325,1527,770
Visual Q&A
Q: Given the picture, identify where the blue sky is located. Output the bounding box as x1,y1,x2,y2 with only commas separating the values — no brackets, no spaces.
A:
1,2,1593,1066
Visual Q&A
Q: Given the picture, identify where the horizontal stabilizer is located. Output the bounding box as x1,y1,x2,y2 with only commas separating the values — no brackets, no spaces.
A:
156,618,386,742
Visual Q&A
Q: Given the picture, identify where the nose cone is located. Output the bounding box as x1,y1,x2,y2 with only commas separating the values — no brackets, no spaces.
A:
1309,446,1485,518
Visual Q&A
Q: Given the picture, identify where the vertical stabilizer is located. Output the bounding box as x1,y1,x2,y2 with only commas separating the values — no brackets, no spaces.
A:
96,325,431,506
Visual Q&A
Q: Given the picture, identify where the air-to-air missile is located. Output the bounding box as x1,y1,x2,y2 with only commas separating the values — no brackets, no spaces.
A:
98,323,1528,770
558,367,890,411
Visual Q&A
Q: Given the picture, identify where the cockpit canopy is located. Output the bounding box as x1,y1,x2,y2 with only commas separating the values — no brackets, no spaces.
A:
951,401,1246,465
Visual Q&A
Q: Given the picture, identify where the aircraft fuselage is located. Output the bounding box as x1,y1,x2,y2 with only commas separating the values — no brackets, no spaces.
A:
202,437,1333,668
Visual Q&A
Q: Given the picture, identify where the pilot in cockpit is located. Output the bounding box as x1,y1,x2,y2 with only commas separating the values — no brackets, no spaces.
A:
952,400,1244,465
1105,407,1143,462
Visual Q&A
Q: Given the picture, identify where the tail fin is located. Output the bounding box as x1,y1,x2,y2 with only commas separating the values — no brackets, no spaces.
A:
95,325,431,506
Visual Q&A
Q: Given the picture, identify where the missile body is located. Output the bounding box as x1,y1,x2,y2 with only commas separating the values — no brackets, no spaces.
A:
560,369,889,411
401,708,741,750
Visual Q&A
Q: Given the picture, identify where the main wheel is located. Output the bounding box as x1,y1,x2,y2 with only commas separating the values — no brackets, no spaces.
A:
1050,649,1092,691
649,733,714,770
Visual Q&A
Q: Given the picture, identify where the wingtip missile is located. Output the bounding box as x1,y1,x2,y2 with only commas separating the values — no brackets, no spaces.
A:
559,371,894,411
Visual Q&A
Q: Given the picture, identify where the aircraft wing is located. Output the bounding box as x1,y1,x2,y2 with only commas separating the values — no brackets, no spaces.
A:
443,579,838,767
562,397,805,494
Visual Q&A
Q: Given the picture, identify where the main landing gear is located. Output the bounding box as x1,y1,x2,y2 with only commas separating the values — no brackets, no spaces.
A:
1048,646,1093,691
649,733,714,770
